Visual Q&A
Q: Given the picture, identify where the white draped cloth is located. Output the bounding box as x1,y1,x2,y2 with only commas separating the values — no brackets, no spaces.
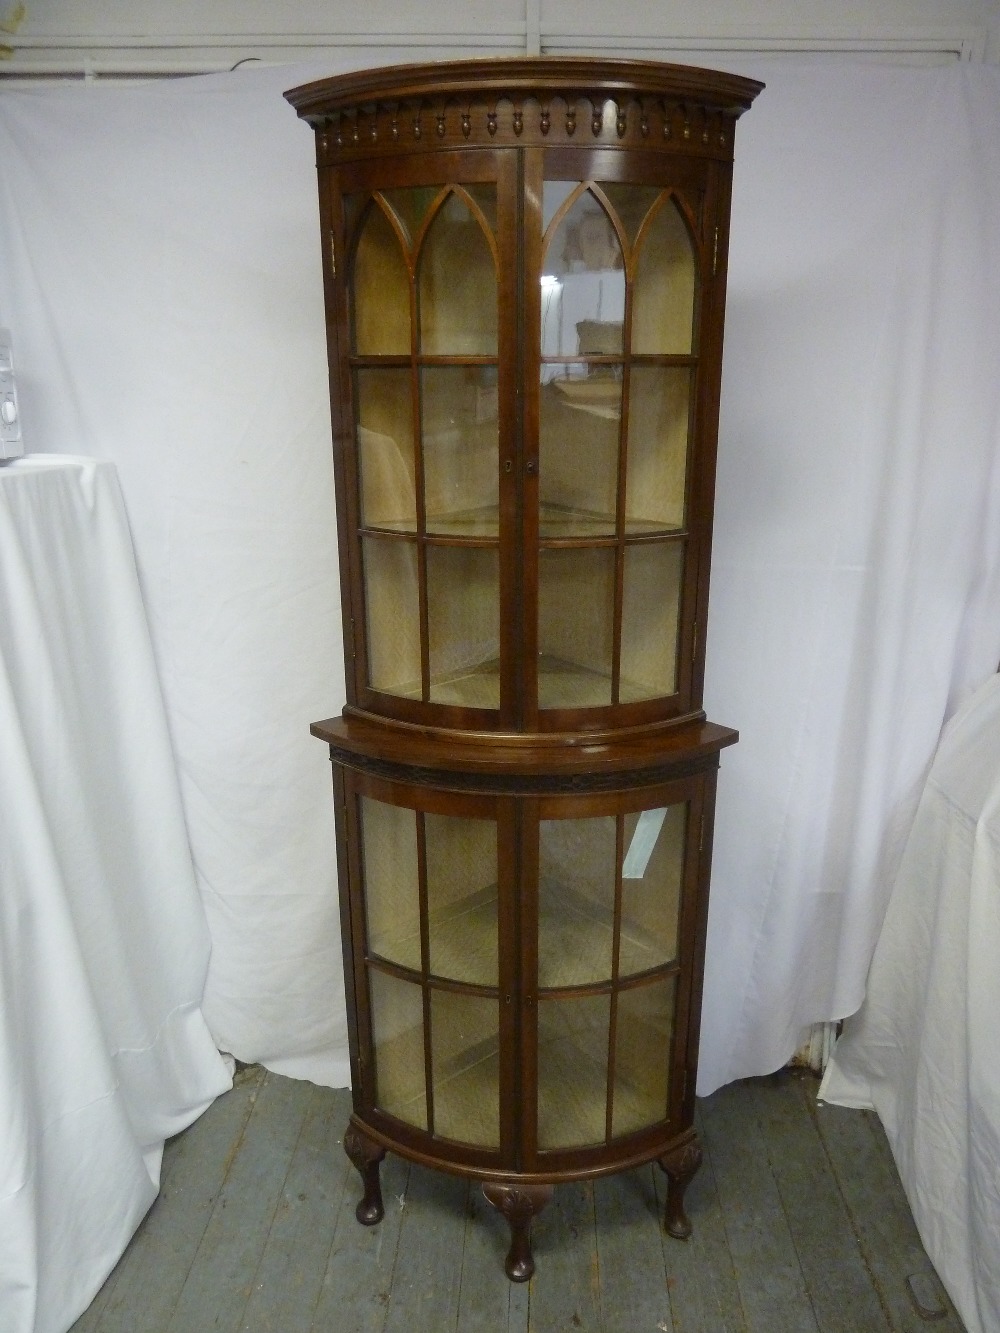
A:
821,674,1000,1333
0,57,999,1097
0,457,232,1333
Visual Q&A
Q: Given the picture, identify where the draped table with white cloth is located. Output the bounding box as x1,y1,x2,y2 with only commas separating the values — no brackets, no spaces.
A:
0,456,232,1333
820,672,1000,1333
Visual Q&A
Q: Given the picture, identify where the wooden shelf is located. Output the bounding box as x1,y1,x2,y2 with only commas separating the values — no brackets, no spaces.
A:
372,885,499,986
539,878,673,988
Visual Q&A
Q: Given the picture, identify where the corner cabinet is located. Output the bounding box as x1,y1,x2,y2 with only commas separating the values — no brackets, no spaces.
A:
286,58,761,1281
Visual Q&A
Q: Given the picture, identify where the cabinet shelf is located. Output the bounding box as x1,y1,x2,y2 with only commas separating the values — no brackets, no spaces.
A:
537,1010,670,1149
538,878,675,988
374,1024,501,1148
370,879,672,992
371,884,499,986
536,656,668,709
364,506,682,542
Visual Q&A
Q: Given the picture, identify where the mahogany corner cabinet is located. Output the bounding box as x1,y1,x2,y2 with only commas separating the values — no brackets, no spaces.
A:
286,58,761,1282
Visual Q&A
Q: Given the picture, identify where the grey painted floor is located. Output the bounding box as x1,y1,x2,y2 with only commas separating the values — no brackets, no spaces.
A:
71,1066,964,1332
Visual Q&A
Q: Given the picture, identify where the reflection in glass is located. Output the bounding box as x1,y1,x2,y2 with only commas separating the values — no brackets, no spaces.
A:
539,363,619,537
381,185,441,247
612,978,675,1137
361,797,420,971
425,813,498,986
431,991,500,1146
538,817,617,987
352,202,411,355
537,994,610,1149
356,368,415,531
619,541,684,701
426,545,500,708
538,547,615,708
422,366,499,535
619,804,686,975
363,535,421,696
626,368,691,532
370,967,427,1129
599,183,663,247
464,183,498,237
541,186,625,364
418,192,497,356
632,197,696,355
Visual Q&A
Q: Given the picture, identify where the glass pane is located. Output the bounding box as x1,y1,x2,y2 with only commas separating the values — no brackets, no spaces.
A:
599,184,663,248
342,192,367,248
464,183,498,237
612,977,675,1137
425,813,498,986
632,197,696,355
539,364,620,538
426,545,500,708
538,816,616,987
619,541,684,702
361,797,420,970
352,202,411,355
619,804,686,975
541,186,625,361
431,991,500,1147
537,994,610,1149
370,967,426,1130
418,192,497,356
381,186,441,247
422,366,499,537
356,368,415,531
363,535,421,697
538,547,615,709
625,367,691,533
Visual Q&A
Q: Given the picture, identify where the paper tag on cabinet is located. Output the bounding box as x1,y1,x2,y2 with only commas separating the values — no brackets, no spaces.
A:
622,807,667,879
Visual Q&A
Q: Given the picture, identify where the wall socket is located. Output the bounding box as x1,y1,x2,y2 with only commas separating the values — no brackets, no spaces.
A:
0,328,24,461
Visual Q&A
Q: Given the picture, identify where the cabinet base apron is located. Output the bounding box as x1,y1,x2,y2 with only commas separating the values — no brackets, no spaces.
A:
343,1115,703,1282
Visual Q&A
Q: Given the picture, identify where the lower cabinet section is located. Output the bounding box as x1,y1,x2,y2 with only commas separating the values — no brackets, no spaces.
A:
317,713,735,1280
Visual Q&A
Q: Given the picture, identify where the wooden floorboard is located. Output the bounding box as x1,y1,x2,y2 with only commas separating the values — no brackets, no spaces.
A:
701,1080,821,1332
80,1063,267,1333
811,1094,964,1332
750,1074,888,1333
68,1068,966,1333
654,1106,746,1332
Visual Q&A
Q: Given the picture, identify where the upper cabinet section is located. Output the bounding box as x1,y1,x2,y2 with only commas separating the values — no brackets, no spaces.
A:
286,60,761,736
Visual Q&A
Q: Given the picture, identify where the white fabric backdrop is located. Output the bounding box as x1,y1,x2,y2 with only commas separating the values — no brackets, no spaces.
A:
0,457,232,1333
1,57,998,1094
820,672,1000,1333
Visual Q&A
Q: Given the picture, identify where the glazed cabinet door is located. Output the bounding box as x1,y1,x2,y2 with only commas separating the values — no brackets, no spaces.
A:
325,151,521,730
519,777,709,1173
342,770,519,1171
523,149,721,732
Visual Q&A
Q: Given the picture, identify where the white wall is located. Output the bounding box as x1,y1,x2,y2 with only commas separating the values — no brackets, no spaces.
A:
1,0,999,77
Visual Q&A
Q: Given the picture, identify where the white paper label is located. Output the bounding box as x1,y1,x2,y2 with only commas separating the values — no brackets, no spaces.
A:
622,807,667,879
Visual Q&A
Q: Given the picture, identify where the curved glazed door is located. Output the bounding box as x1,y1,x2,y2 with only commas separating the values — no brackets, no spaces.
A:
334,152,520,730
524,150,712,732
332,146,720,734
520,777,707,1173
344,771,518,1170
